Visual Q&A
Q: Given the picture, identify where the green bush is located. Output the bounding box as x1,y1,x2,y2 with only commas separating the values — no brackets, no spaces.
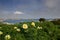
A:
0,21,60,40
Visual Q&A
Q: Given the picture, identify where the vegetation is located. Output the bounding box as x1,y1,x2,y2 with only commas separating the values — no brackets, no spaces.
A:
39,18,46,22
0,21,60,40
51,19,60,25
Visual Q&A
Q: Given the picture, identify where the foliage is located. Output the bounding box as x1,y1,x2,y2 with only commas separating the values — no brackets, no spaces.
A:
51,19,60,25
0,21,60,40
39,18,46,22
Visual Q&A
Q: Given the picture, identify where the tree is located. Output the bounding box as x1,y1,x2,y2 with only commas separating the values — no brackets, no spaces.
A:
39,18,46,22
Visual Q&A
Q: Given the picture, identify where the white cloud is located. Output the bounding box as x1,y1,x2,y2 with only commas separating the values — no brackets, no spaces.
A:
14,11,24,14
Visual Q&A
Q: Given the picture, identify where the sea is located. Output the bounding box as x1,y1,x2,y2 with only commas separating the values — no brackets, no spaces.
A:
3,19,39,23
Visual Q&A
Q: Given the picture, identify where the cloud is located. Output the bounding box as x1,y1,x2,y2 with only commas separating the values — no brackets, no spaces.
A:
14,11,24,14
45,0,58,8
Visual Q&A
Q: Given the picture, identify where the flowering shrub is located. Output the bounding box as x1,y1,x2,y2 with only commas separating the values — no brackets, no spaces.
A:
0,31,3,35
31,22,35,27
22,24,28,29
5,34,11,40
0,21,60,40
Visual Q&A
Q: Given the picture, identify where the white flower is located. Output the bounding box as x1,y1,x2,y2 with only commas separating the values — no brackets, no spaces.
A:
14,27,18,29
22,24,28,29
16,28,20,32
31,22,35,26
5,35,11,40
37,26,42,29
0,31,3,35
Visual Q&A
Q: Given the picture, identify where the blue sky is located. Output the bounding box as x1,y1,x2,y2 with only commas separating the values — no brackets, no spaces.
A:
0,0,60,19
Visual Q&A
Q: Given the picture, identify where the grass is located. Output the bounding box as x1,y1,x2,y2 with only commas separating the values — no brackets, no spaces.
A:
0,21,60,40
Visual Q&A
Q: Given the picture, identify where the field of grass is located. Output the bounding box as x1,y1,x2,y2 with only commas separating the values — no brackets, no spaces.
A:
0,21,60,40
